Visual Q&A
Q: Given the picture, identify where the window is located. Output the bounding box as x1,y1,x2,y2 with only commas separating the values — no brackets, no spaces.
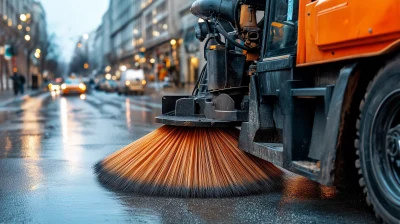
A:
265,0,299,57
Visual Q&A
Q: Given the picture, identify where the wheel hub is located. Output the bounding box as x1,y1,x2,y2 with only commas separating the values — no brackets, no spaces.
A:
371,90,400,200
387,125,400,169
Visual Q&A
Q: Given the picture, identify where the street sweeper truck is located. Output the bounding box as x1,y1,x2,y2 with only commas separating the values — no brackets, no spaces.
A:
157,0,400,222
96,0,400,223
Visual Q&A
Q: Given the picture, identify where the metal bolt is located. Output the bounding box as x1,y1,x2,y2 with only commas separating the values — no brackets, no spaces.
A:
368,28,372,34
307,12,310,16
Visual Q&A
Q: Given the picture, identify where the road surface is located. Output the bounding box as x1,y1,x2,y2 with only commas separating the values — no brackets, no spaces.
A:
0,91,376,223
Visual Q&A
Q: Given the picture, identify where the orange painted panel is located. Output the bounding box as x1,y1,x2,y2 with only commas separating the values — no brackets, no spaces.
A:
296,0,313,65
297,0,400,66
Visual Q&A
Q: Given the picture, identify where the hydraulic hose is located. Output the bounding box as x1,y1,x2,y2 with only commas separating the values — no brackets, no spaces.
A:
215,20,256,51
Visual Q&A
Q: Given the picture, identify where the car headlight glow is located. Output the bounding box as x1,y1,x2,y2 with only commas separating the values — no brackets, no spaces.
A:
61,84,67,90
141,80,147,85
79,83,86,91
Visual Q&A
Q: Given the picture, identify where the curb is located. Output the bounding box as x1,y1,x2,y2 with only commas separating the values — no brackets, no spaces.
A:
0,90,44,108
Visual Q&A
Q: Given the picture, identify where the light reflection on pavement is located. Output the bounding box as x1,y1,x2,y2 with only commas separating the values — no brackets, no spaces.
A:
0,91,376,223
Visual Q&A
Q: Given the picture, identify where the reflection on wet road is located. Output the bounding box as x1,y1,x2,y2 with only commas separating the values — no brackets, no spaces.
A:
0,92,376,223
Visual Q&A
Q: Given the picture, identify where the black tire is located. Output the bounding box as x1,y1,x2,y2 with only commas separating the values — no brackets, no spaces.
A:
355,56,400,224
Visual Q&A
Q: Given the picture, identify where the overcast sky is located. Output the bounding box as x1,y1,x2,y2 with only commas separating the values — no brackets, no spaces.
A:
39,0,109,62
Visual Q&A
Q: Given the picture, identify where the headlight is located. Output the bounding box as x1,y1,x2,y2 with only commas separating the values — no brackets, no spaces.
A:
125,81,130,86
141,80,147,85
79,83,86,91
61,84,67,90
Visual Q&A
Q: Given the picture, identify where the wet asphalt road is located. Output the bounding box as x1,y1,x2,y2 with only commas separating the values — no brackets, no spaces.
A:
0,91,377,224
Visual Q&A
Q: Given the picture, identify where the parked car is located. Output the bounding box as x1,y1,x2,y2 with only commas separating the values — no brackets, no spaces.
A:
61,78,87,95
104,80,118,92
118,69,147,95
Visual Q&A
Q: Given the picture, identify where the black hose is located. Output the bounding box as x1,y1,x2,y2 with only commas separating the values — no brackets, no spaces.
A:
203,37,213,60
215,20,255,51
234,0,241,34
203,34,225,60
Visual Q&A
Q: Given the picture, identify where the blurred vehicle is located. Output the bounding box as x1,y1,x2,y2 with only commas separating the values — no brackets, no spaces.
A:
104,80,118,92
118,69,147,95
61,78,87,95
47,78,64,93
48,83,61,92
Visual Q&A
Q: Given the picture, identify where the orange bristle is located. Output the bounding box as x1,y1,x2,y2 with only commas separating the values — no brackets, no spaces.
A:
94,126,283,198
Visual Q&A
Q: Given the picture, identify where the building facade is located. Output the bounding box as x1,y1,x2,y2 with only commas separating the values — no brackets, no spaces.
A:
175,0,204,84
85,0,203,86
0,0,48,92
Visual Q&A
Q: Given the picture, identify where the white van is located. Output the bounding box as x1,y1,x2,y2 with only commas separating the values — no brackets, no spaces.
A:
118,69,147,95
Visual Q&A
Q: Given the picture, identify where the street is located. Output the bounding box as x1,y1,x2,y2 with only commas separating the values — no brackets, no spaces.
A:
0,91,377,223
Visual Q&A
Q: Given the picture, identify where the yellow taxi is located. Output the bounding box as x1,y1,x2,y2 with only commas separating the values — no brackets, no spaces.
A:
61,78,87,95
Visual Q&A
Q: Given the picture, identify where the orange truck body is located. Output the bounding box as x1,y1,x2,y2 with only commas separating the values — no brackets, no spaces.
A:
297,0,400,66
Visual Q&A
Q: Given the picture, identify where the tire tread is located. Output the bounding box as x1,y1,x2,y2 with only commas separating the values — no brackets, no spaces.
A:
355,56,400,223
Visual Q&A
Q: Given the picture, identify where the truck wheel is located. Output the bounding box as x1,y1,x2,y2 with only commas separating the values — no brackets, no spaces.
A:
355,57,400,224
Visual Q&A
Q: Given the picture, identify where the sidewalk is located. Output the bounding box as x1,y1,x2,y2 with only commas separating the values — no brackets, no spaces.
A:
0,89,43,107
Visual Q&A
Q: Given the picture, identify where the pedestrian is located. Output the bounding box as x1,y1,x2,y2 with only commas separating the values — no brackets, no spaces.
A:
10,72,21,96
19,74,26,95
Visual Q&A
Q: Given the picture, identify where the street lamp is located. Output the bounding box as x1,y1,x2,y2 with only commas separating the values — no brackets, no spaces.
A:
35,49,41,59
170,39,177,46
20,14,27,22
120,65,127,71
83,33,89,40
26,26,30,32
105,66,111,73
83,63,90,69
24,35,31,41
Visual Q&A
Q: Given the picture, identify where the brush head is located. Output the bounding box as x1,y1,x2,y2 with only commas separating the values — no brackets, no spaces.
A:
95,126,283,198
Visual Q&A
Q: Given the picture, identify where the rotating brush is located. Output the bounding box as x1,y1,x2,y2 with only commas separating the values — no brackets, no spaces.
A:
95,125,283,198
